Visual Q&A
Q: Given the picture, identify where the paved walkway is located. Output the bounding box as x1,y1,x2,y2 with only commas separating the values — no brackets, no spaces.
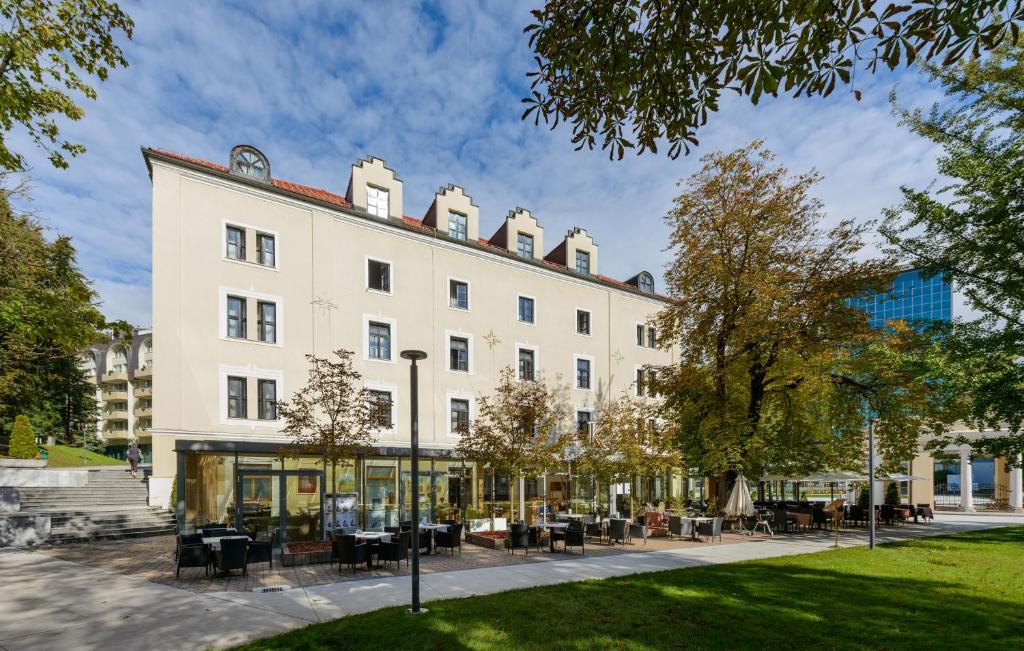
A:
1,513,1020,651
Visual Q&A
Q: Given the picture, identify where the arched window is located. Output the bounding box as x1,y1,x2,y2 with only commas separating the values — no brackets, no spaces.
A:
109,345,129,373
229,145,271,182
638,272,655,294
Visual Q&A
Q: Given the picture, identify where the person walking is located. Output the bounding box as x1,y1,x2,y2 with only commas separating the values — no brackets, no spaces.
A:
126,441,142,478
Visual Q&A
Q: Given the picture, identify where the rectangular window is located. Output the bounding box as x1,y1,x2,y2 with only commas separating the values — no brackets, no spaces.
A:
576,358,591,390
576,410,592,437
647,326,657,349
518,296,535,324
575,250,590,275
516,232,534,259
518,349,535,381
576,309,591,335
449,337,469,372
450,398,470,433
647,369,657,397
448,211,467,241
367,259,391,293
257,233,275,267
636,368,645,396
369,390,393,427
636,324,644,346
367,186,389,218
368,322,391,360
257,301,276,343
227,296,247,339
227,376,247,419
258,379,277,420
449,279,469,310
226,225,246,260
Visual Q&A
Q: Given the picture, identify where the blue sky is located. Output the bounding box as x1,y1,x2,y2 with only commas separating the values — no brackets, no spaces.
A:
10,1,948,327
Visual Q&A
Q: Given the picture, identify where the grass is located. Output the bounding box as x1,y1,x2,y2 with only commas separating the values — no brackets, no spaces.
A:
43,445,124,467
237,527,1024,650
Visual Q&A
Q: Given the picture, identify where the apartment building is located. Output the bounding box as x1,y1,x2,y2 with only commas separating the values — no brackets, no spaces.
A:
144,145,679,540
83,328,154,461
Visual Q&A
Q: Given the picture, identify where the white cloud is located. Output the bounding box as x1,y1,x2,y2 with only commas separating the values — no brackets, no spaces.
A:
7,0,950,325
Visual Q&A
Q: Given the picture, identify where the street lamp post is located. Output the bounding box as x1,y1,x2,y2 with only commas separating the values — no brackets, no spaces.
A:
868,418,876,550
401,349,428,614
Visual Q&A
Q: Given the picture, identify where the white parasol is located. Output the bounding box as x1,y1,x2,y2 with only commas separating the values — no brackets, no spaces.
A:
724,473,756,517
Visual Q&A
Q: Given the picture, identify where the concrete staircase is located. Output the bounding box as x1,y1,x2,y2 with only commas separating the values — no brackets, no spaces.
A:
18,469,176,544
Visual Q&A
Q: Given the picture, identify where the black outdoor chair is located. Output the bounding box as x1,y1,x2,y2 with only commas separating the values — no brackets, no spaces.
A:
812,508,829,529
772,509,794,534
697,516,724,543
553,526,585,554
629,522,648,546
175,537,210,578
215,537,249,576
881,504,896,526
378,530,411,569
528,525,546,551
434,524,463,555
176,532,203,559
247,529,276,569
202,527,230,538
338,534,369,572
917,504,934,522
508,523,531,555
608,518,629,547
385,526,401,535
585,521,604,543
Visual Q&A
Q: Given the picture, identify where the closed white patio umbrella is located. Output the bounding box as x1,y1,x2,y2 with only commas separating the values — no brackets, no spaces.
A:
725,474,755,517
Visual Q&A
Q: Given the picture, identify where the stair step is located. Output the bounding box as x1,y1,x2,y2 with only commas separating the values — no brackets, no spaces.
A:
47,527,176,544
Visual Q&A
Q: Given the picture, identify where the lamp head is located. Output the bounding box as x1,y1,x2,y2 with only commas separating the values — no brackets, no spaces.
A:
400,350,428,361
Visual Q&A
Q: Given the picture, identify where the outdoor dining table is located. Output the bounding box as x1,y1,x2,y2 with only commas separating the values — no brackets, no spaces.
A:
201,534,251,551
539,522,569,552
895,508,913,523
354,531,392,569
682,517,712,542
417,523,448,555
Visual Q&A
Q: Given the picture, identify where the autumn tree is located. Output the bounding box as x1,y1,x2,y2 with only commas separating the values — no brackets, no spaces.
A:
573,390,681,518
655,142,951,495
277,349,387,525
0,0,134,171
523,1,1021,158
882,43,1024,463
456,367,567,526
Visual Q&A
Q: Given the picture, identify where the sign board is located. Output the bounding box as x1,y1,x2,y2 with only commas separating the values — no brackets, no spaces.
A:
326,492,359,530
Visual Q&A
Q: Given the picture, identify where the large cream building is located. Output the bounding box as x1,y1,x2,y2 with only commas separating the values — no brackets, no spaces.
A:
144,145,677,540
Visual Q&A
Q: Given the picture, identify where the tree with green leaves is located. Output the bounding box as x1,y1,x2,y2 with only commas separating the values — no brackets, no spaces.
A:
524,1,1022,158
0,179,117,440
0,0,133,171
7,414,37,458
573,389,681,518
882,43,1024,464
277,349,387,532
456,367,567,526
654,142,955,494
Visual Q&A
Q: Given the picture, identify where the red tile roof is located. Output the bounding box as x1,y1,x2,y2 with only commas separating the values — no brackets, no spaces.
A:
145,147,667,301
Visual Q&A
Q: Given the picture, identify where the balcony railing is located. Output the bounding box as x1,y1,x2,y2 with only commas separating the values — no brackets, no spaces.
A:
103,410,129,420
102,370,129,383
134,406,152,418
133,386,152,398
135,365,153,379
102,390,129,401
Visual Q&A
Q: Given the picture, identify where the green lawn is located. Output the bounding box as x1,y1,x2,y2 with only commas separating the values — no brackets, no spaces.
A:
43,445,124,467
237,527,1024,650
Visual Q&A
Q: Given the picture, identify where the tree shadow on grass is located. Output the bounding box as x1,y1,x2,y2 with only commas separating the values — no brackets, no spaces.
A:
238,527,1024,650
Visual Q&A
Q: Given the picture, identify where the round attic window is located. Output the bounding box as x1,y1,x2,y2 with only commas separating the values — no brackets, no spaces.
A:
229,145,271,182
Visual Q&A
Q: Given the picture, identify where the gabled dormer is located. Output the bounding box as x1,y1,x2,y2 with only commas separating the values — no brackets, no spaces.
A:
346,156,403,220
544,227,599,276
423,184,479,243
488,208,544,261
626,271,657,294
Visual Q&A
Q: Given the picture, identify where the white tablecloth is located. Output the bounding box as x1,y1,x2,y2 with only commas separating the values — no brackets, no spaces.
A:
201,535,251,550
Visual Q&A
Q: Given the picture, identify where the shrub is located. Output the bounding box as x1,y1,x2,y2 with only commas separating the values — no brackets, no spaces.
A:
8,415,38,459
857,486,870,509
885,482,901,506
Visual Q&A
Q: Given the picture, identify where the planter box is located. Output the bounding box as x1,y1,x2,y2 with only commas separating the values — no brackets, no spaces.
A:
280,541,334,567
465,530,507,550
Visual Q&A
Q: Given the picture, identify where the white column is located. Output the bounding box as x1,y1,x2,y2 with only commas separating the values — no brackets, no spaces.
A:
1010,454,1023,513
609,483,617,517
518,475,526,524
959,448,975,512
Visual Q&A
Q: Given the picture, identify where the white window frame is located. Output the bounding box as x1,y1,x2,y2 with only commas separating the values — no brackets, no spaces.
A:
575,307,592,336
516,231,534,259
575,408,594,439
633,365,646,396
365,255,394,296
256,231,277,268
573,354,595,391
445,329,474,375
445,390,475,438
367,185,390,219
221,220,279,271
575,249,591,275
636,322,648,348
363,314,397,364
218,287,284,347
514,343,539,381
447,275,471,312
447,210,468,241
364,380,399,434
218,364,284,427
517,293,537,326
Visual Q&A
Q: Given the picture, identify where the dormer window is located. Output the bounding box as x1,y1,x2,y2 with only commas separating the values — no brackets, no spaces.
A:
517,232,534,259
448,211,467,241
638,272,655,293
229,145,271,182
367,186,389,218
575,250,591,275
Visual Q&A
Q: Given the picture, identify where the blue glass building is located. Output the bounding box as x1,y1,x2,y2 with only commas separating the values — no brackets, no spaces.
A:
849,268,952,328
